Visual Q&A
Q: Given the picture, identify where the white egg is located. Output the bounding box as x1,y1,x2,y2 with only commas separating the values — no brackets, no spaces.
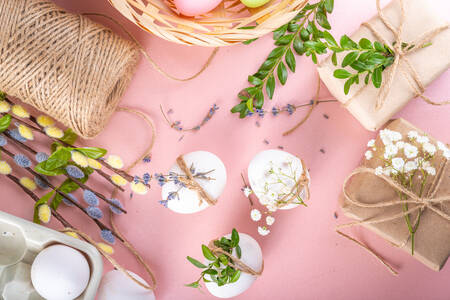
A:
161,151,227,214
248,149,310,210
31,244,90,300
205,233,263,298
97,270,155,300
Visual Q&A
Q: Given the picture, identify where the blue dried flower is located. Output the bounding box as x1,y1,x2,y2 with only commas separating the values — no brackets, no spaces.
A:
83,190,99,206
14,154,31,168
159,200,168,208
86,206,103,219
100,229,115,244
34,176,49,189
133,176,140,184
143,156,151,163
272,107,280,116
143,173,151,184
8,129,27,143
109,198,124,215
167,191,178,200
66,165,84,179
246,110,254,117
35,152,49,163
0,135,7,147
255,109,265,117
63,193,79,206
193,125,201,131
286,104,295,115
154,173,166,186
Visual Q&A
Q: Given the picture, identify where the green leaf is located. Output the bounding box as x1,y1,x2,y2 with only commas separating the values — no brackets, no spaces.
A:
333,69,352,79
231,229,240,247
34,162,65,176
202,269,218,275
311,52,318,64
60,128,78,146
236,245,242,259
230,270,241,283
304,41,327,53
185,282,200,288
44,147,71,170
33,191,55,223
277,62,288,85
268,46,285,59
358,38,373,49
367,53,386,65
248,76,263,86
374,41,384,52
372,67,382,88
285,49,296,72
242,38,258,45
324,0,334,13
246,98,254,112
342,52,358,67
287,22,299,32
231,102,246,114
300,28,309,41
316,11,331,30
273,24,288,40
50,178,81,210
344,78,353,95
187,256,207,269
275,34,293,46
364,73,370,85
293,36,305,55
202,245,216,261
0,114,11,133
331,52,337,66
350,60,370,72
266,75,275,99
259,59,276,71
323,31,338,47
340,35,357,49
75,147,107,159
219,254,228,266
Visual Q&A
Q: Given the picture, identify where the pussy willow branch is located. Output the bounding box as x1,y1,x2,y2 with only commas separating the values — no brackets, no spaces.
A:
0,146,124,242
2,132,126,213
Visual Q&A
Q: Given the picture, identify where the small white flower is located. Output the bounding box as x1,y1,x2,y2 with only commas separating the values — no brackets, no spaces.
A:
367,139,376,148
416,135,429,144
266,216,275,226
384,144,398,159
396,141,405,149
383,167,397,176
407,130,419,140
390,131,402,142
380,129,393,145
404,161,418,173
425,166,436,176
250,209,262,221
437,141,448,152
422,142,437,156
258,226,270,236
403,143,418,159
267,203,278,212
243,187,253,198
365,150,373,160
443,149,450,160
421,160,431,169
392,157,405,171
374,166,383,176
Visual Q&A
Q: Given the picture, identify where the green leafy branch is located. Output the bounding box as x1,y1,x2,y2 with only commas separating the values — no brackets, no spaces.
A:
186,229,242,289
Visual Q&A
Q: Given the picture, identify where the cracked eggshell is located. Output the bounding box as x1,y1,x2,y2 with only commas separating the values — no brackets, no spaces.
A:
162,151,227,214
248,149,309,210
97,270,155,300
205,233,263,299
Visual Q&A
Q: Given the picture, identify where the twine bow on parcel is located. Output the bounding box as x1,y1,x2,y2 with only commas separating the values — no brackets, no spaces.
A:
343,0,450,111
336,160,450,275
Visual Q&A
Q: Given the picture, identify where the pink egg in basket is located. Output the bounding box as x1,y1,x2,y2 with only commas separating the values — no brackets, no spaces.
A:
174,0,223,16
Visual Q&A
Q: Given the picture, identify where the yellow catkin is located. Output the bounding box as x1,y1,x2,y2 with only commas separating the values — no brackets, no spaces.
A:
0,161,12,175
65,231,79,239
130,182,148,195
38,204,51,224
87,158,102,170
71,151,89,168
18,124,34,140
19,177,36,191
0,101,10,113
11,105,30,118
44,126,64,139
36,115,55,128
111,174,127,186
97,243,114,255
106,155,124,169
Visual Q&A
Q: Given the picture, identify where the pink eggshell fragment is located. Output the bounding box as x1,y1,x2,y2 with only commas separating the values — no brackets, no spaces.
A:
174,0,223,16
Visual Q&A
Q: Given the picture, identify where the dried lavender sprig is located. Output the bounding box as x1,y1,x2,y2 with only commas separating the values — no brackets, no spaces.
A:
160,104,219,132
247,99,337,118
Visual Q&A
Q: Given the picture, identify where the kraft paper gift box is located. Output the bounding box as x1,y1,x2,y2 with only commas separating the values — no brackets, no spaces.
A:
317,0,450,131
339,119,450,271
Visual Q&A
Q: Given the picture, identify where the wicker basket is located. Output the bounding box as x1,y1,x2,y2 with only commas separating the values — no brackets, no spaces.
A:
108,0,309,46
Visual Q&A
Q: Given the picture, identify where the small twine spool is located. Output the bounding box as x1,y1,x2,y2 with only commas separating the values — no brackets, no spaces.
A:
0,0,140,138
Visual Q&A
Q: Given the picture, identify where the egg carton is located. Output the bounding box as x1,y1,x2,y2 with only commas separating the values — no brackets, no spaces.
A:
0,211,103,300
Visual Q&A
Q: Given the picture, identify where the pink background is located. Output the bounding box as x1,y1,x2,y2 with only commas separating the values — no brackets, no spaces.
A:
1,0,449,299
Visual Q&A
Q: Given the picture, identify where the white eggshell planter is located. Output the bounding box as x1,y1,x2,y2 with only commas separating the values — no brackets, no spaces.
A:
97,270,155,300
248,149,310,210
0,210,103,300
162,151,227,214
205,233,263,299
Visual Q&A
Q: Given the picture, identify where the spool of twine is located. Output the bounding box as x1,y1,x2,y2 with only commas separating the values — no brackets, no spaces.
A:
0,0,140,138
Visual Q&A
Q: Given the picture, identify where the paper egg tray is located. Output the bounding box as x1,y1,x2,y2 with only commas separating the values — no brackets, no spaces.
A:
0,211,103,300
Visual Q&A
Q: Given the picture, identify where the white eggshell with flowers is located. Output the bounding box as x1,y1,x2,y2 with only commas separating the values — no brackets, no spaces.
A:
248,149,310,210
161,151,227,214
205,233,263,298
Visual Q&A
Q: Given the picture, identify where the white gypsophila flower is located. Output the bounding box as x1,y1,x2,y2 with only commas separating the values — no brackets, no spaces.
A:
383,166,397,176
407,130,419,140
380,129,393,145
266,216,275,226
384,144,398,159
425,166,436,176
404,161,418,173
444,149,450,160
437,141,448,152
367,139,376,148
250,209,262,222
375,166,383,176
396,141,405,149
403,143,418,159
421,160,431,169
243,187,253,198
365,150,373,160
422,142,437,156
258,226,270,236
416,135,429,144
392,157,405,171
267,203,278,212
389,131,402,142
